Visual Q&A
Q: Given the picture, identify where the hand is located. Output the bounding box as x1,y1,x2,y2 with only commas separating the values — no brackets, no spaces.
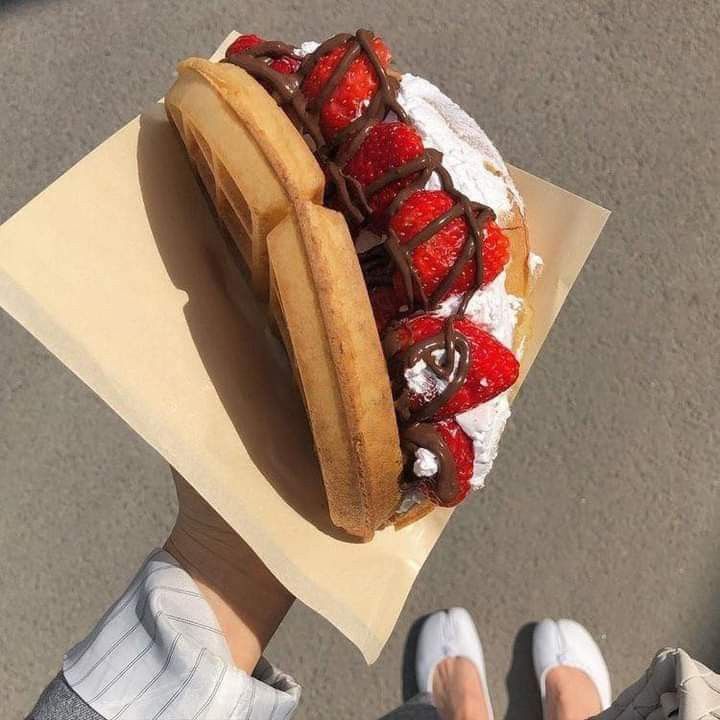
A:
165,469,294,671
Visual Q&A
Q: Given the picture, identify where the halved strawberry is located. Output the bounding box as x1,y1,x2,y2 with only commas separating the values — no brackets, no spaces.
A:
226,34,264,55
414,419,473,507
302,36,391,138
270,54,302,74
344,122,425,215
390,190,509,306
386,313,519,419
225,34,301,74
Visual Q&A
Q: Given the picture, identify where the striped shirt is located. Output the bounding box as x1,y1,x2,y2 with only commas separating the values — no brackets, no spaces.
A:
62,549,300,719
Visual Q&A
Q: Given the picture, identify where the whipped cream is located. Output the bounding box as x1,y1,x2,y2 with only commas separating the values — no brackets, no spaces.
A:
297,41,320,56
413,447,440,477
456,396,512,488
528,251,544,278
397,74,523,225
436,271,523,350
404,347,461,399
290,45,533,495
397,486,428,513
405,357,443,399
397,73,529,491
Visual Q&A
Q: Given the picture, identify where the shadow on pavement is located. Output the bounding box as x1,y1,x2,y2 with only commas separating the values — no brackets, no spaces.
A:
401,616,544,718
505,622,542,720
402,613,433,701
0,0,43,16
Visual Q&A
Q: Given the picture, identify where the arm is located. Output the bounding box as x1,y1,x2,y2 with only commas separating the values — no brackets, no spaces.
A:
28,470,298,720
164,470,294,672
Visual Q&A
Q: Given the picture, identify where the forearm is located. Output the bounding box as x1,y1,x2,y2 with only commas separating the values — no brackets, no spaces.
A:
165,525,293,672
30,545,299,720
28,472,298,720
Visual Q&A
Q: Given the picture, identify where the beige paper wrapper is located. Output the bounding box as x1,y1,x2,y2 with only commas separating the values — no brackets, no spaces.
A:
0,35,609,663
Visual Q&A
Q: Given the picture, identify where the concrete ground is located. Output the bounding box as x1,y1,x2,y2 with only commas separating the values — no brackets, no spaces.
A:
1,1,719,718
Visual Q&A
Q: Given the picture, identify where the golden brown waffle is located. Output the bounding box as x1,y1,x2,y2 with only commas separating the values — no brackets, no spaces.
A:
165,55,532,538
268,203,403,538
165,59,324,298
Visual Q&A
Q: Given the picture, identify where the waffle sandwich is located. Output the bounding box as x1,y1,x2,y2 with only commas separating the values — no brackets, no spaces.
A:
166,30,536,538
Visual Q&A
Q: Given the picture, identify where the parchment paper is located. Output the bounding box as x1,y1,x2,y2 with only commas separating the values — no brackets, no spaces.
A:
0,35,609,662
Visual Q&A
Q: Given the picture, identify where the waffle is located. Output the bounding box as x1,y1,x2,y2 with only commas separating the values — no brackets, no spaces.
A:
267,203,403,538
166,55,532,538
165,59,324,298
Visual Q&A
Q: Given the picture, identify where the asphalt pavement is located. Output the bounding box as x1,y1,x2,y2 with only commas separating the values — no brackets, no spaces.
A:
1,1,719,718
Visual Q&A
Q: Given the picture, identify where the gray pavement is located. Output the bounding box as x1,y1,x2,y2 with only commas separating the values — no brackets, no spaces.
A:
1,1,719,718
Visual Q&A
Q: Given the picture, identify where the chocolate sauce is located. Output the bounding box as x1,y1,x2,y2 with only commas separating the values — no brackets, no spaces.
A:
401,423,459,504
224,29,495,502
389,322,470,424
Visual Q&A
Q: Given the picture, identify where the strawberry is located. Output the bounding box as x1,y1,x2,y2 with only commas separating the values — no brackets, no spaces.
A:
226,34,265,55
414,419,473,507
344,122,425,215
386,314,519,419
269,54,302,74
302,36,391,138
225,34,301,74
390,190,509,305
369,285,401,335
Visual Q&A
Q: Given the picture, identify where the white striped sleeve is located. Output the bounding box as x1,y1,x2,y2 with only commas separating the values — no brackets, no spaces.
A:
62,549,300,720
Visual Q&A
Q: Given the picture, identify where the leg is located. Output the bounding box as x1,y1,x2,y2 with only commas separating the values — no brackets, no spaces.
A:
378,655,492,720
378,692,440,719
534,619,611,720
413,608,493,720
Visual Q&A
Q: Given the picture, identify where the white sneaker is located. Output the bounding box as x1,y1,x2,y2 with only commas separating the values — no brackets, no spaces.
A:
533,618,612,716
415,607,493,720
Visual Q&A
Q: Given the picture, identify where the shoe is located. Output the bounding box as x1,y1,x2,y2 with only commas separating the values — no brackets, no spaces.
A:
415,608,493,720
533,618,612,715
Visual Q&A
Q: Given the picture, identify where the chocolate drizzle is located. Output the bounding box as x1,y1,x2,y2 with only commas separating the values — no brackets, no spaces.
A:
400,423,458,505
384,317,470,426
224,29,497,503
